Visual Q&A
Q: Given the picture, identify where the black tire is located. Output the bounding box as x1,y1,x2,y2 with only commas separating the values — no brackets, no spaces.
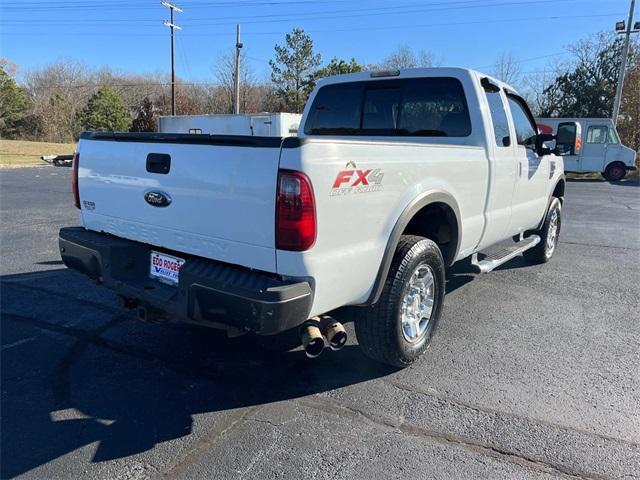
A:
603,163,627,182
524,197,561,264
355,235,445,368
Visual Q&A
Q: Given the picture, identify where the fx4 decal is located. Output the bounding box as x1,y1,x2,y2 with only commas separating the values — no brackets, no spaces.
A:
330,168,384,196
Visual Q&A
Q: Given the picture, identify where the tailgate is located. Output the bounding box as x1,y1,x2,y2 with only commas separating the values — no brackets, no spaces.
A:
77,132,283,272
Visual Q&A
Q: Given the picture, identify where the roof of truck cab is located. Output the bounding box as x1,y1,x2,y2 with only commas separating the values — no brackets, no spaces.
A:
315,67,520,96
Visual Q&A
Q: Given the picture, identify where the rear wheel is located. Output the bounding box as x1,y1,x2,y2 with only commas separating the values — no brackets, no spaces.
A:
603,163,626,182
524,197,561,264
355,235,445,368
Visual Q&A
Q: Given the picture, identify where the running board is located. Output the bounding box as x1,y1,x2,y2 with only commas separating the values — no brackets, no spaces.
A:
471,235,541,273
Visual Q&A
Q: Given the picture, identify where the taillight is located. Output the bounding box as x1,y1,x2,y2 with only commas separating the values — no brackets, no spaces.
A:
72,152,80,209
276,170,316,251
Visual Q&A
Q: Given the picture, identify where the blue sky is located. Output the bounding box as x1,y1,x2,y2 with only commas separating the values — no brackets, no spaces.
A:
0,0,635,84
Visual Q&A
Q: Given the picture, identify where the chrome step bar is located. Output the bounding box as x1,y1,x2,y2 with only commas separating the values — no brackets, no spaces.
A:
471,235,541,273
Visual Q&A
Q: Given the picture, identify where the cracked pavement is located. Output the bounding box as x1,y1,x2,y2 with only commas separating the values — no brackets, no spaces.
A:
1,167,639,479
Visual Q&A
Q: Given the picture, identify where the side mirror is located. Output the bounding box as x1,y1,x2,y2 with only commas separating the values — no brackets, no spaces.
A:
535,133,555,156
554,121,582,156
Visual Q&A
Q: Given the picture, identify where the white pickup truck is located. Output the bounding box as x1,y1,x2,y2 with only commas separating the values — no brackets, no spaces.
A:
59,68,579,367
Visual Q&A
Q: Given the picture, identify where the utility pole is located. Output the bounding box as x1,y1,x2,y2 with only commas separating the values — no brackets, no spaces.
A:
234,23,243,115
612,0,638,126
162,1,182,116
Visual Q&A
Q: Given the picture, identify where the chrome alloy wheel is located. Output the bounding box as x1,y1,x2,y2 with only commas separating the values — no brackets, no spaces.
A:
546,208,559,257
401,264,436,343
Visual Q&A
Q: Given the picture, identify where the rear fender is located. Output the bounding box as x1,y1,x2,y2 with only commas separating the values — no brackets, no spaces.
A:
363,191,461,306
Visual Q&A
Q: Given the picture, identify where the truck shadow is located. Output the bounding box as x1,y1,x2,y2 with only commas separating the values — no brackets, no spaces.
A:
0,269,395,478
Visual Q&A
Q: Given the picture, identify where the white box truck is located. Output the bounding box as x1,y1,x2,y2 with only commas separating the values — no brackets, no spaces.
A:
537,118,636,181
157,113,302,137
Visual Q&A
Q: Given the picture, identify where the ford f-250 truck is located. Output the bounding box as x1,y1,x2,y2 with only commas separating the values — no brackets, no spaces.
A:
59,68,580,367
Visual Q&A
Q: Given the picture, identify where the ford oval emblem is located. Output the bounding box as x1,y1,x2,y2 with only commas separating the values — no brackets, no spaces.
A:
144,190,172,208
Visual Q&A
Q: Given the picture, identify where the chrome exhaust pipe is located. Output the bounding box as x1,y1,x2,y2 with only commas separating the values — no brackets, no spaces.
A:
321,317,347,351
300,319,325,358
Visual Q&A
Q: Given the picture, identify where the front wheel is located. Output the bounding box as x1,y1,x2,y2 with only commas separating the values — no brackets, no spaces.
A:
524,197,562,264
355,235,445,368
603,163,627,182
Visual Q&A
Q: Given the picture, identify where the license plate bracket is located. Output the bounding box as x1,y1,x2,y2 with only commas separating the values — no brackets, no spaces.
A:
149,251,185,286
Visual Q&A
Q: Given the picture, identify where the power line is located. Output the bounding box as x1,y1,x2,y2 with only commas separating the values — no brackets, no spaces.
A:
1,0,580,26
0,0,545,20
476,52,566,69
1,13,623,37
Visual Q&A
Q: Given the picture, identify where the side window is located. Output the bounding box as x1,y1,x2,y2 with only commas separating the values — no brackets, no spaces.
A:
303,83,363,135
507,96,537,146
484,90,510,147
608,128,619,144
586,126,608,144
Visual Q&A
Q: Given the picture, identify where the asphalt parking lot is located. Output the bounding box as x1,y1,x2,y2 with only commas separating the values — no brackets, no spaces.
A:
1,166,639,479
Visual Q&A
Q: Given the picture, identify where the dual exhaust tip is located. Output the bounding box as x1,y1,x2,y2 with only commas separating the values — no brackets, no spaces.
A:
300,317,347,358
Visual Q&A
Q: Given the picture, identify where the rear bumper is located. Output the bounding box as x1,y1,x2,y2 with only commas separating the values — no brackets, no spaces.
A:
58,227,312,335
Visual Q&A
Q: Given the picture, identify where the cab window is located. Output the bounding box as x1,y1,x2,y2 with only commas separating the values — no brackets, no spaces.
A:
304,77,471,137
507,96,536,146
586,126,608,144
608,128,619,144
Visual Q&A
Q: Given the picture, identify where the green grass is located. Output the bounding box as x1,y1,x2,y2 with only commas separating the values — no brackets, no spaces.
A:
0,154,48,166
0,139,76,166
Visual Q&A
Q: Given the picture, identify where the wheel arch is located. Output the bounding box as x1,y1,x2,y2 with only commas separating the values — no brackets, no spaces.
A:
552,176,565,204
364,191,461,306
605,159,627,170
534,175,565,231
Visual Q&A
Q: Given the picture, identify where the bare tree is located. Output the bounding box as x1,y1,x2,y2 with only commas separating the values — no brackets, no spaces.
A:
214,49,255,114
23,58,90,142
381,44,435,69
492,51,521,85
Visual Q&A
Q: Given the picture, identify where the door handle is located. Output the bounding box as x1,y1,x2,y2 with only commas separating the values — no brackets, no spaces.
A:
146,153,171,174
518,162,522,177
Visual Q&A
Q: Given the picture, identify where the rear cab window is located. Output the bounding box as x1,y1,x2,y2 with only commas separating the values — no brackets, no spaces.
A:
304,77,471,138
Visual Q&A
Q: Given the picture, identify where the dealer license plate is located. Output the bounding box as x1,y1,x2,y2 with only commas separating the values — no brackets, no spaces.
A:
149,251,185,286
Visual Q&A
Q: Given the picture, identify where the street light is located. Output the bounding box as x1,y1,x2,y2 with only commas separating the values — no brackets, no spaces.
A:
615,21,626,31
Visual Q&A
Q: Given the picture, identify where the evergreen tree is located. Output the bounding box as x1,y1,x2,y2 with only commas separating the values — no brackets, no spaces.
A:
0,64,32,138
80,85,130,132
269,28,321,113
